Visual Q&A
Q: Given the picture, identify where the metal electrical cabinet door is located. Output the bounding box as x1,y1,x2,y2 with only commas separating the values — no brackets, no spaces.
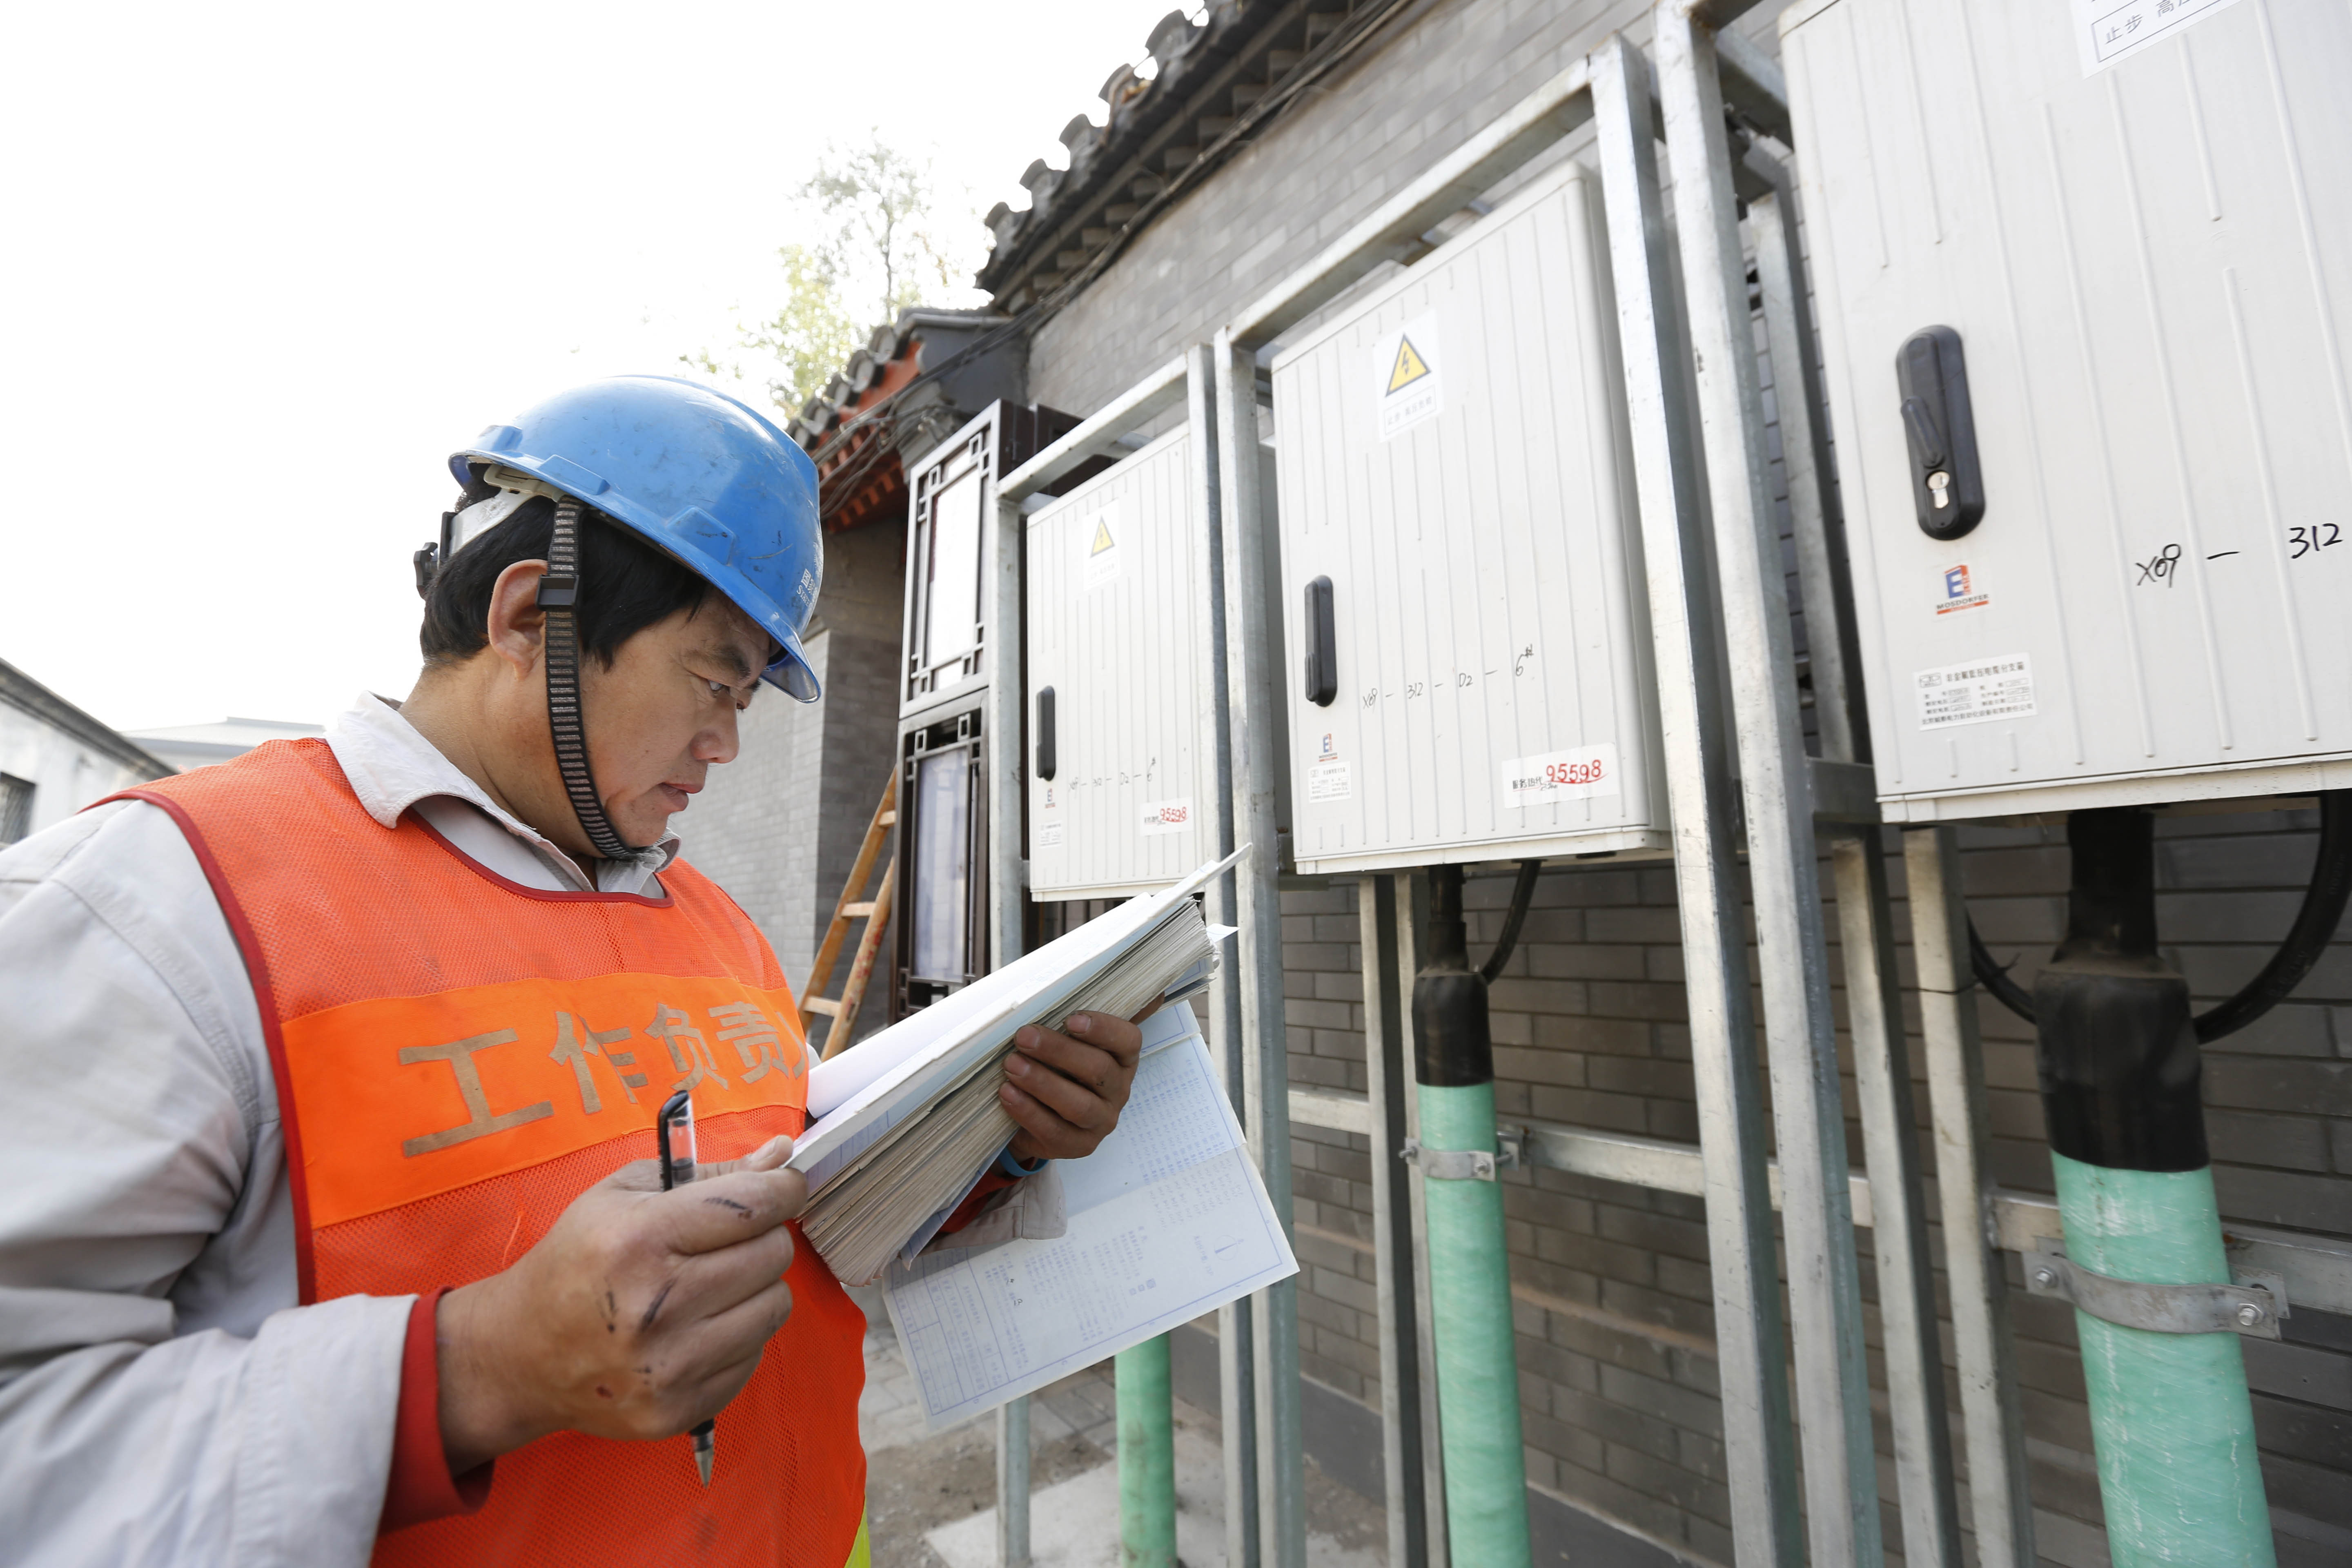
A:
1270,158,1667,875
1784,0,2352,820
1025,427,1216,900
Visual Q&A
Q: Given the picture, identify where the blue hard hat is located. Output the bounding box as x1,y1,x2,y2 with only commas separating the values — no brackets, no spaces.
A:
449,376,825,702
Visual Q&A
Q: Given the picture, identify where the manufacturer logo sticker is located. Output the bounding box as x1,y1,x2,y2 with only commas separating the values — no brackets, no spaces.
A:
1936,562,1990,615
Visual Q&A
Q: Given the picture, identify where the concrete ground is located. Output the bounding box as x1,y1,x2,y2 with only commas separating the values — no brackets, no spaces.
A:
851,1286,1388,1567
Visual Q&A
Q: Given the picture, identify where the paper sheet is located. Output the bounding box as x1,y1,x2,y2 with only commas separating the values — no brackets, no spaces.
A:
882,1007,1297,1429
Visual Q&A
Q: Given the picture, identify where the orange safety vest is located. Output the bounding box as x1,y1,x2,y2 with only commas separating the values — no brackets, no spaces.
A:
118,740,866,1567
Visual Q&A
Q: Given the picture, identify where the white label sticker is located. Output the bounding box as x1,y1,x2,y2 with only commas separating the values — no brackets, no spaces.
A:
1038,822,1064,849
2071,0,2242,75
1140,797,1193,836
1501,744,1621,808
1082,503,1121,591
1935,562,1991,616
1915,654,2037,729
1372,312,1443,441
1307,762,1352,802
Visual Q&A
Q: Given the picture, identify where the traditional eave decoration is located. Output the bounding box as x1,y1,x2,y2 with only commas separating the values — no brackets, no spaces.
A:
787,309,1018,535
976,0,1394,310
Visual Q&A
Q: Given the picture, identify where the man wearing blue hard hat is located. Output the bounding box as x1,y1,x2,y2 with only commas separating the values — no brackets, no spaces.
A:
0,376,1143,1566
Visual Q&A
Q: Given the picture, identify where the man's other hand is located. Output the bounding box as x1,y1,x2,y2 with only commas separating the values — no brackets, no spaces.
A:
1000,1010,1147,1162
433,1135,804,1474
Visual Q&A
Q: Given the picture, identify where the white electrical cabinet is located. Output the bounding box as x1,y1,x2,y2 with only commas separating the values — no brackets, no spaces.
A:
1024,428,1223,900
1785,0,2352,820
1270,159,1668,875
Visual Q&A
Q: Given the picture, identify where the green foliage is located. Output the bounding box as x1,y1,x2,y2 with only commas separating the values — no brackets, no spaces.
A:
687,131,976,419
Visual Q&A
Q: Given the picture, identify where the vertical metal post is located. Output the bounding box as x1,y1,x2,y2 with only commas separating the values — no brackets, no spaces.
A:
987,452,1032,1568
1188,341,1261,1568
1745,180,1858,766
1830,831,1964,1568
1214,328,1305,1568
1657,11,1883,1566
1904,827,2039,1568
1398,871,1449,1568
1588,34,1803,1568
1752,175,1963,1568
996,1384,1032,1566
1359,873,1430,1568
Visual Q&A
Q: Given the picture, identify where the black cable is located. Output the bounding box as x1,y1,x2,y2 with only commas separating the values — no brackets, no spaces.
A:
1965,789,2352,1040
1479,861,1544,984
1968,917,2037,1025
2194,788,2352,1042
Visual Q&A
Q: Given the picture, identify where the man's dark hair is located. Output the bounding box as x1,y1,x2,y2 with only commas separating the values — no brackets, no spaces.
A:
419,494,713,668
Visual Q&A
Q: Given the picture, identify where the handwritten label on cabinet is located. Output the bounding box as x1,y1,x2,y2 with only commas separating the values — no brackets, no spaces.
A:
1915,654,2037,729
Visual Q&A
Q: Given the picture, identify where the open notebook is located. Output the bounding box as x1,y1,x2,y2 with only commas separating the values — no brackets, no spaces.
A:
788,849,1248,1287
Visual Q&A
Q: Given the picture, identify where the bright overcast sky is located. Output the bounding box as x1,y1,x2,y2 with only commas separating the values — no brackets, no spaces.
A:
0,0,1185,732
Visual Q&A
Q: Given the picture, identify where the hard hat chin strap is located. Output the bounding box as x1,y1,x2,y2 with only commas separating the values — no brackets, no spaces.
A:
538,497,637,863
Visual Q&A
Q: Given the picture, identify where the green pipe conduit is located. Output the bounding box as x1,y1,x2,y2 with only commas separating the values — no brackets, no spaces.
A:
1417,1078,1531,1565
1116,1334,1177,1567
1411,863,1538,1568
2052,1156,2274,1567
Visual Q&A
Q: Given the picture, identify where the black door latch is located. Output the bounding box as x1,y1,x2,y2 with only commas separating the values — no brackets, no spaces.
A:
1896,326,1984,541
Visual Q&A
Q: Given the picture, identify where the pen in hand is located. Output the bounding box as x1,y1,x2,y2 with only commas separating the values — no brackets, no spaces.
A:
656,1090,718,1488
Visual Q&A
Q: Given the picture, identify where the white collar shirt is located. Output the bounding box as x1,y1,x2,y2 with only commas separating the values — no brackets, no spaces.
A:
327,692,679,895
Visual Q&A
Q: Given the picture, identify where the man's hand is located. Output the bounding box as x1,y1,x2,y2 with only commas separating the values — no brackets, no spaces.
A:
434,1135,804,1474
1000,1009,1147,1162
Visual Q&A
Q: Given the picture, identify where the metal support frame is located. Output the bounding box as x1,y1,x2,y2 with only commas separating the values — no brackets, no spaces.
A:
1905,827,2039,1568
1358,873,1432,1568
1590,35,1805,1568
1212,331,1307,1568
1655,8,1881,1564
1214,33,1881,1567
1751,136,1963,1568
988,353,1207,1568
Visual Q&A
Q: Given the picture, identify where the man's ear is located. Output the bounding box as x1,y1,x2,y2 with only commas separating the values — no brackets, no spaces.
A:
485,559,550,677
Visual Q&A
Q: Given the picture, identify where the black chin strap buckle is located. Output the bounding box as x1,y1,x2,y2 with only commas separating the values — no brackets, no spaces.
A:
536,572,578,609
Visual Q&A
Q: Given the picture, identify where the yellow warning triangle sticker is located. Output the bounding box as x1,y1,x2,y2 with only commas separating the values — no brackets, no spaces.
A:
1387,334,1432,394
1090,518,1116,555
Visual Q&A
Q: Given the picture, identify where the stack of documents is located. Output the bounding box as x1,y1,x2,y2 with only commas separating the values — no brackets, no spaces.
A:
789,850,1246,1287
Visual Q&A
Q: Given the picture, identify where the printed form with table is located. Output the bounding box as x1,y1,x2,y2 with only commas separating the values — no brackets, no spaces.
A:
786,849,1298,1429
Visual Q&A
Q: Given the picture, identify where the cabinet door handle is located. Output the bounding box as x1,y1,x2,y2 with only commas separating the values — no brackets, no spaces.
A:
1034,686,1056,780
1303,576,1337,706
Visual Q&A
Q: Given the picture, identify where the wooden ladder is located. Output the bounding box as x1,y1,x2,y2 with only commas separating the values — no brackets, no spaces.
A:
800,768,898,1058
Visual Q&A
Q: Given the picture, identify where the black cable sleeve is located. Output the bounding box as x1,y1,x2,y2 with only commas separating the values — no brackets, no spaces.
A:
2194,788,2352,1043
1480,861,1544,985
